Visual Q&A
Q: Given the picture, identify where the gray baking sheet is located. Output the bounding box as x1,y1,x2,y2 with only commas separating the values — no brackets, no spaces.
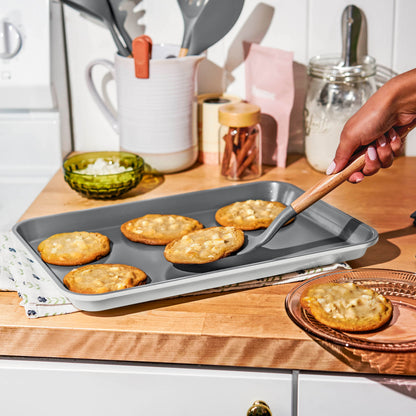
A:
12,181,378,311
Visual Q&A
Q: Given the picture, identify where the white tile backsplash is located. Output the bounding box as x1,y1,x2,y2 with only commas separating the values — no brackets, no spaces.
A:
308,0,395,67
64,6,119,151
394,0,416,72
394,0,416,154
63,0,416,155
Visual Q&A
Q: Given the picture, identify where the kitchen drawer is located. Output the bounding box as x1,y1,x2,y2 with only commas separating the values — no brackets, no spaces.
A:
0,359,293,416
297,372,416,416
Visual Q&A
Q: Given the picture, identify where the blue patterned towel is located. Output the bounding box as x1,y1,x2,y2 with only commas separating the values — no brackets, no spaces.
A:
0,232,78,318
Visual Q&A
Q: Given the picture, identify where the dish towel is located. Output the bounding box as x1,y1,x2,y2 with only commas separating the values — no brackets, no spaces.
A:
0,231,350,318
0,232,78,318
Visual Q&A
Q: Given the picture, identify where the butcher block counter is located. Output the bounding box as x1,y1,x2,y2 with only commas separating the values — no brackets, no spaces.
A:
2,155,416,378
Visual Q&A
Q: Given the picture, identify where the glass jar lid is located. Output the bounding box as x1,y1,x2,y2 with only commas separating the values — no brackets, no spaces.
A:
218,102,261,127
308,54,376,82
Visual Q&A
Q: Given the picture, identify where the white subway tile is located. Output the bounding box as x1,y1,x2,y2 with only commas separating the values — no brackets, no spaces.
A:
393,0,416,73
393,0,416,155
64,7,119,151
206,0,308,97
64,0,416,155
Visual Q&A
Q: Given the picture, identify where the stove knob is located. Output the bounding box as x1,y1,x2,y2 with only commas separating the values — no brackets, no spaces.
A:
0,21,22,59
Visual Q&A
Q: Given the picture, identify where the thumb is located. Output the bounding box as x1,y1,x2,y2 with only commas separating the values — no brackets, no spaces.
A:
326,139,358,175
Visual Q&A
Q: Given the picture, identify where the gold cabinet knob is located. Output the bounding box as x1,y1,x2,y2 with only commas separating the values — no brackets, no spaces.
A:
247,400,272,416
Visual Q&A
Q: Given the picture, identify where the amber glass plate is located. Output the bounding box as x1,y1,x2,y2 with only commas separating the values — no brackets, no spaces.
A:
285,268,416,352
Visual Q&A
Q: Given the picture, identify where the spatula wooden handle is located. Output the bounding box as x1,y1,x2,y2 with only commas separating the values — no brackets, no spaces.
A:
291,119,416,215
178,48,188,57
291,154,366,214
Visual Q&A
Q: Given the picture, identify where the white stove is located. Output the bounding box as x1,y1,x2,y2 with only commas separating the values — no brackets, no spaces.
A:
0,0,72,233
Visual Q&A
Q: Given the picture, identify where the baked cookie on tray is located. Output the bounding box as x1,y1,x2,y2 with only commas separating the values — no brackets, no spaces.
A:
37,231,110,266
215,199,290,230
121,214,203,245
64,263,147,294
300,282,393,332
164,226,244,264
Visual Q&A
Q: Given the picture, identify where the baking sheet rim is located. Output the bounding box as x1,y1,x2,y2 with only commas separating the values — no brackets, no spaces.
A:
12,181,379,311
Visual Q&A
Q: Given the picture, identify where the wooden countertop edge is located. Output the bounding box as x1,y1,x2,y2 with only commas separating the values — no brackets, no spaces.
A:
3,157,416,376
0,324,412,375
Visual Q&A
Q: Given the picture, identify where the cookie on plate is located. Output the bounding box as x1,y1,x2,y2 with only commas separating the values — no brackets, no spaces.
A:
63,263,147,294
121,214,204,245
164,226,244,264
215,199,290,230
37,231,110,266
300,282,393,332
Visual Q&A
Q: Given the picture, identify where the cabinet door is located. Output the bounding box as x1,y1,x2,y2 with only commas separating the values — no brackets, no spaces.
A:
0,359,292,416
298,373,416,416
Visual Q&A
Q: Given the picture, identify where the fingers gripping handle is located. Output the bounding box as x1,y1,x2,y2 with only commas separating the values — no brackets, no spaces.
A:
291,119,416,215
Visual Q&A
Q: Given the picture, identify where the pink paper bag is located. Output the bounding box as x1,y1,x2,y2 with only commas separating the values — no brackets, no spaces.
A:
244,42,294,167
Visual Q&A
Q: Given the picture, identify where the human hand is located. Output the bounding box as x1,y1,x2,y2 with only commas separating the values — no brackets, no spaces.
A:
326,68,416,182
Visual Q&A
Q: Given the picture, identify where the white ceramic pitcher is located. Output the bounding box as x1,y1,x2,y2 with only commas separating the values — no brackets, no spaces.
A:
86,45,204,173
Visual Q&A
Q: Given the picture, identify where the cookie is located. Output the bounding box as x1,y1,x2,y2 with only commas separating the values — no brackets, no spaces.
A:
215,199,290,230
300,282,393,332
121,214,204,245
63,263,147,294
37,231,110,266
164,226,245,264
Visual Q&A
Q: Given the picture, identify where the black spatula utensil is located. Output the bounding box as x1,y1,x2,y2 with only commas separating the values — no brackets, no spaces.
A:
107,0,133,54
63,0,130,56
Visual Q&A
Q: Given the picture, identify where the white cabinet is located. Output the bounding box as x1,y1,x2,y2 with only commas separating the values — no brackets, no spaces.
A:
3,358,416,415
297,372,416,416
0,359,292,416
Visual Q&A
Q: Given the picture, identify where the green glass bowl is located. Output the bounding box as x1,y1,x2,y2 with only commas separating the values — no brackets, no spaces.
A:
63,151,144,199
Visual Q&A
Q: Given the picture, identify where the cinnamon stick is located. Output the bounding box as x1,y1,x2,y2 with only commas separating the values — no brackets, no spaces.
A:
237,147,258,178
221,131,234,176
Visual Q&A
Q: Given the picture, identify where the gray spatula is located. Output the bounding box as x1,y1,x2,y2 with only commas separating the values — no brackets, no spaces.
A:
187,0,244,56
177,0,212,57
173,153,368,271
237,154,366,255
237,120,416,256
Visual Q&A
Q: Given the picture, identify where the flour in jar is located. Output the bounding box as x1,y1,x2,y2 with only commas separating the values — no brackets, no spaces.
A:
304,117,347,172
304,55,377,173
304,92,355,173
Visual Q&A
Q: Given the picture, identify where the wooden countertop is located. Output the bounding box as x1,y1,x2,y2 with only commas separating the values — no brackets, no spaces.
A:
2,155,416,376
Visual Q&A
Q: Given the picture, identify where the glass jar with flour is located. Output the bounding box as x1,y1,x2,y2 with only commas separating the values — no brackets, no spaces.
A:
304,55,377,172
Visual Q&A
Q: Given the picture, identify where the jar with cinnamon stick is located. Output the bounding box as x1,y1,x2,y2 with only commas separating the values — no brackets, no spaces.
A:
218,102,262,181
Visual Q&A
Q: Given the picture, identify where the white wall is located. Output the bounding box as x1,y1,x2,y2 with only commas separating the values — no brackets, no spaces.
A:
64,0,416,155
